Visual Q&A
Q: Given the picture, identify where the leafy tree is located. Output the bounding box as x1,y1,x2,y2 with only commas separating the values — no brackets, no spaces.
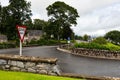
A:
0,3,1,18
9,0,32,25
0,3,1,11
44,22,58,39
33,19,48,30
24,20,33,30
92,37,107,44
105,30,120,44
46,1,79,40
83,34,90,41
0,6,11,34
24,19,48,32
75,35,83,40
62,25,73,40
1,0,32,40
0,3,2,29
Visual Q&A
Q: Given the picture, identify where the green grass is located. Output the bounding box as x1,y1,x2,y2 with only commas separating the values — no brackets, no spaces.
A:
0,70,82,80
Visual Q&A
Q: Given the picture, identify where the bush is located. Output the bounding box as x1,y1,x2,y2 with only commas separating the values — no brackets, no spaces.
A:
92,37,107,44
38,39,59,45
27,39,59,46
74,42,120,51
0,43,16,49
37,39,48,45
28,39,38,44
74,42,109,50
105,43,120,51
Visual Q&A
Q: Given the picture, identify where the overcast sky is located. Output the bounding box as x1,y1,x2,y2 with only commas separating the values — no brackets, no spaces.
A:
1,0,120,36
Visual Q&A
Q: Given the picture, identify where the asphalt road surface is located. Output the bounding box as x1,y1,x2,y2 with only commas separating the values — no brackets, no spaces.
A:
0,46,120,77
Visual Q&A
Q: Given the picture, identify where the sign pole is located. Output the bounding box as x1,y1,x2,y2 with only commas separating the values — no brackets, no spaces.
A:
20,39,22,56
16,25,27,56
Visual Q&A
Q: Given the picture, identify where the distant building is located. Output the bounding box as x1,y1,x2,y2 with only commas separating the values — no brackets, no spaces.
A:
0,34,7,43
24,30,43,42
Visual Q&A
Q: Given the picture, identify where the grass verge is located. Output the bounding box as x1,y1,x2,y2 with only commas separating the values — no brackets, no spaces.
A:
0,70,83,80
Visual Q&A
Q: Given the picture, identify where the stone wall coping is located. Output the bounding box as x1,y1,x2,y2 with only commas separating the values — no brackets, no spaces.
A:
0,54,57,64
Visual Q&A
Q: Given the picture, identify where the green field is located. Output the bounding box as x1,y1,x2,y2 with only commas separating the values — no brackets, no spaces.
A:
0,70,82,80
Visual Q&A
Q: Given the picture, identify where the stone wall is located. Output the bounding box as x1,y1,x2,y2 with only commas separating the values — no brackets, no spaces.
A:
0,54,61,75
72,48,120,59
59,45,120,59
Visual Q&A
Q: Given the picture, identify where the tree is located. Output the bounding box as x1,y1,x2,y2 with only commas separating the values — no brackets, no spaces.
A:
83,34,90,41
24,19,48,32
46,1,79,40
0,3,1,11
0,6,11,34
62,25,73,40
1,0,32,40
33,19,48,30
92,37,107,44
0,3,2,29
0,3,1,19
24,20,33,30
105,30,120,44
75,35,83,40
44,22,58,39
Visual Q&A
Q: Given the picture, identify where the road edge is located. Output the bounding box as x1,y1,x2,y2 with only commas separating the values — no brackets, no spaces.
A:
57,47,120,61
57,47,120,79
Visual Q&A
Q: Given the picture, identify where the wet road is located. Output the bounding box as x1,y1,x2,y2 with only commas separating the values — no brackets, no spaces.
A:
0,46,120,77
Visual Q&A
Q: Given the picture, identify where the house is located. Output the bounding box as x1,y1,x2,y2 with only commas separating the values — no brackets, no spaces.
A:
0,34,7,43
24,30,43,42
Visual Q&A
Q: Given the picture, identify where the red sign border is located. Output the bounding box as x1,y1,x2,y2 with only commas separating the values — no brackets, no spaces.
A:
16,25,27,42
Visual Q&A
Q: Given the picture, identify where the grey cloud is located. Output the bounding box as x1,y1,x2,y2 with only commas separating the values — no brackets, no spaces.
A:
26,0,120,19
73,3,120,36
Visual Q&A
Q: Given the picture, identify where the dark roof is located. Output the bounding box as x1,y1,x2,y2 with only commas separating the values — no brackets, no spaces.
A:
27,30,43,36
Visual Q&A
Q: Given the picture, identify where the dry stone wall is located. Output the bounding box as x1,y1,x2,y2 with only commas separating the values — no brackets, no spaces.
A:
59,45,120,59
72,48,120,59
0,54,61,75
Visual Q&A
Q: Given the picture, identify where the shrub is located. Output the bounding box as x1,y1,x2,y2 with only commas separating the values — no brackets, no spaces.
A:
74,42,120,51
37,39,48,45
28,39,38,44
92,37,107,45
0,43,16,49
105,43,120,51
38,39,59,45
74,42,109,50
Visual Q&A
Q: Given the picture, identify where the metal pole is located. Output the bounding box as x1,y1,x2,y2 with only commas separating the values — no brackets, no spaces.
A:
20,40,22,56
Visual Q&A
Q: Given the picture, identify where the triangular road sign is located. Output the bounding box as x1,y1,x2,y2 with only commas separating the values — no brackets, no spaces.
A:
16,25,27,42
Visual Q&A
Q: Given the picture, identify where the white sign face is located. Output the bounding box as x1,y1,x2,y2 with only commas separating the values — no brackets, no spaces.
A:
17,25,26,42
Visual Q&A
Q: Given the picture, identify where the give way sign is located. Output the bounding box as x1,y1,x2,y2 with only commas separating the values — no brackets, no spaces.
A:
16,25,27,42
